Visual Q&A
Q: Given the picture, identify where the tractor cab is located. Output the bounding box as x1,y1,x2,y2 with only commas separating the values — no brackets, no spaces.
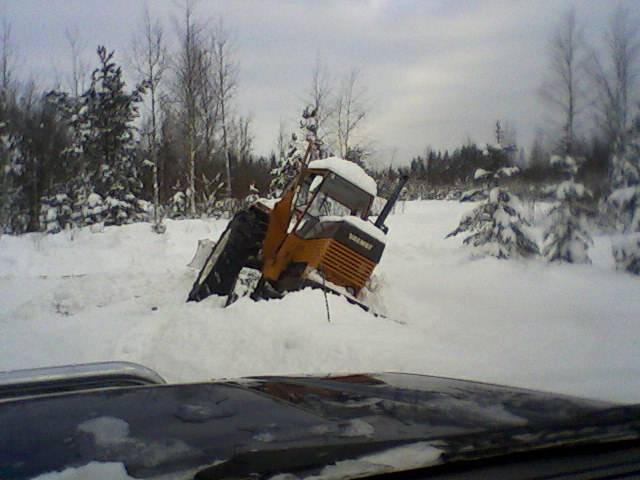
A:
261,157,386,296
291,159,375,238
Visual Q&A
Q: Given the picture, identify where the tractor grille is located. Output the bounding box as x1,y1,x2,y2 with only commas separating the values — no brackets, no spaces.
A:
320,240,375,292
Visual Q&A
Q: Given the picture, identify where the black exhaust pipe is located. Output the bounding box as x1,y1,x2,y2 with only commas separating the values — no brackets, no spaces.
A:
374,174,409,233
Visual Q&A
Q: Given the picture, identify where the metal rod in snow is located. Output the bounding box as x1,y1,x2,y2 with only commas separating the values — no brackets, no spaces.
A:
321,269,331,323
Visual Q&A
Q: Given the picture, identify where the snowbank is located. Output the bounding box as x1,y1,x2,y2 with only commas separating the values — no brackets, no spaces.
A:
1,202,640,404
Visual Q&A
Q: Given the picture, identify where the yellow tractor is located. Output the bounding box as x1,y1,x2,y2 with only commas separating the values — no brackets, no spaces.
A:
187,149,408,310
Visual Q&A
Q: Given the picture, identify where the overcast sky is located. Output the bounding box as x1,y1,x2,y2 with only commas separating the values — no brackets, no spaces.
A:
1,0,629,166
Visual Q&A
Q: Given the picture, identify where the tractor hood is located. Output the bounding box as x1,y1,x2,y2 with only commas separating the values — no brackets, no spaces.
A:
2,370,638,480
300,215,386,263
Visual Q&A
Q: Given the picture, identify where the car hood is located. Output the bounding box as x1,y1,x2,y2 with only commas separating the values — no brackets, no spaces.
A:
1,372,638,479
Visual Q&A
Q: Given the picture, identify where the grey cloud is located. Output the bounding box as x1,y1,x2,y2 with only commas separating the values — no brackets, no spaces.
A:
2,0,624,163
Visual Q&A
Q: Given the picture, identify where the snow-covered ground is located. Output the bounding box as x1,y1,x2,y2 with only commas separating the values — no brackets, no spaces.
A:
1,200,639,403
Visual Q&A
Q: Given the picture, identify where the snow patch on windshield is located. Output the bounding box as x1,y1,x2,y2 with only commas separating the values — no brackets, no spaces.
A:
306,442,443,479
253,432,276,442
341,418,375,437
76,416,199,470
31,461,205,480
31,462,135,480
308,157,377,196
78,417,130,447
309,418,375,438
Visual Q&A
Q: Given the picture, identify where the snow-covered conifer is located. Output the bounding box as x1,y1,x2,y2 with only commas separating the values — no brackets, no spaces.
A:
542,156,593,264
612,234,640,275
606,117,640,273
447,187,539,259
40,193,73,234
48,46,146,227
460,168,491,202
0,125,28,234
0,130,17,231
269,107,320,197
459,162,519,204
474,168,492,182
543,180,593,263
202,172,225,217
607,185,640,232
169,190,187,219
606,118,640,232
85,192,106,225
69,174,106,227
103,183,142,226
0,86,30,234
269,132,306,197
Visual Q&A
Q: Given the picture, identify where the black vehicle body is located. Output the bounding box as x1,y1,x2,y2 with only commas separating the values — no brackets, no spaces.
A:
1,363,639,479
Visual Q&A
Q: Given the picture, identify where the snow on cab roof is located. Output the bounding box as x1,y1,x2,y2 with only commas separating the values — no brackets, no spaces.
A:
308,157,377,197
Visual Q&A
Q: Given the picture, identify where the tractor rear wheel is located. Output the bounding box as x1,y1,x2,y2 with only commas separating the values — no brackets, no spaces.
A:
187,209,267,302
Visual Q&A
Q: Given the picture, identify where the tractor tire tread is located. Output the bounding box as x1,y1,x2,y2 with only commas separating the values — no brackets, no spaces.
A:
188,208,268,301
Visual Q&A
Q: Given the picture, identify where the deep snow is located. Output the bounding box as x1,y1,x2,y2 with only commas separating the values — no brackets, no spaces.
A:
1,201,639,403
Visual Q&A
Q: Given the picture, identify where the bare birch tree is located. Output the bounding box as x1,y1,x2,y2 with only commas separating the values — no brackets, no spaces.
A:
542,7,586,155
0,17,15,231
172,0,204,215
131,6,167,232
212,21,237,198
276,118,287,163
197,36,219,173
235,115,252,161
306,55,333,157
1,17,15,94
588,4,640,148
334,67,367,162
64,26,87,97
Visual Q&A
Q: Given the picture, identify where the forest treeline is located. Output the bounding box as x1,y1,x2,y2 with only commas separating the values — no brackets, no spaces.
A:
0,4,639,234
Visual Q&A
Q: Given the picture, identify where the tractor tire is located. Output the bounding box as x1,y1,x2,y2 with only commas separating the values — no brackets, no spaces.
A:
187,209,267,302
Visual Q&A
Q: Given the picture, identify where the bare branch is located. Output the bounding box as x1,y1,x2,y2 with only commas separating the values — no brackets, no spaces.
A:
334,67,368,163
212,19,238,197
131,4,168,228
541,6,586,155
1,17,16,94
64,26,88,96
171,0,206,214
306,54,333,149
588,4,640,147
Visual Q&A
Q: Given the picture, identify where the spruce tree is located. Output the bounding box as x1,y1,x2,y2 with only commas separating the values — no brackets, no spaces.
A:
39,192,73,234
69,174,106,227
169,187,186,219
608,115,640,274
269,107,319,197
269,131,306,197
607,117,640,233
0,119,28,233
49,46,146,227
447,187,539,259
542,156,593,264
543,178,593,264
612,235,640,274
0,124,16,232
